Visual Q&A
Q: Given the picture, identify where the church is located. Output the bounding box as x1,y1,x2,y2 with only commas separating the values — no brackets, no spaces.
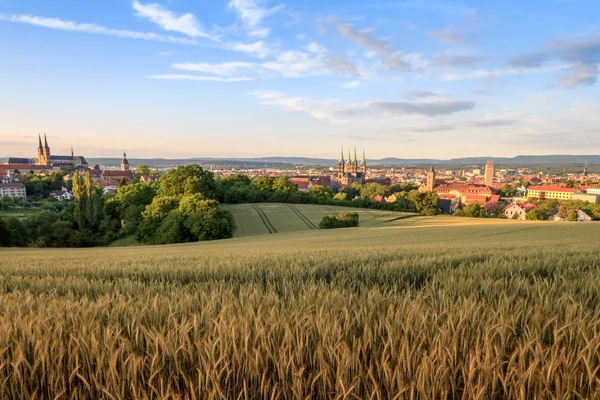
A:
337,147,367,186
5,135,88,168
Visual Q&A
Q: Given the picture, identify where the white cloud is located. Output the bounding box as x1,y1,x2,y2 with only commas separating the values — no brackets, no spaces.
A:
132,1,217,40
225,40,272,58
0,13,197,45
228,0,284,38
149,74,252,82
170,44,358,79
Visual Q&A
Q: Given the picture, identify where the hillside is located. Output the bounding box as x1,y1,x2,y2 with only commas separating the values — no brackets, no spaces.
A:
225,203,418,237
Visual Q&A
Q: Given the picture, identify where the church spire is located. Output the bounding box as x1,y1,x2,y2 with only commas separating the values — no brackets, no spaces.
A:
339,146,344,163
71,146,74,157
38,134,43,149
362,148,366,164
354,146,357,163
44,133,49,149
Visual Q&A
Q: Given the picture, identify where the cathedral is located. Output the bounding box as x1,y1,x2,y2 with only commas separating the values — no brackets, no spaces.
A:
337,147,367,186
5,135,88,168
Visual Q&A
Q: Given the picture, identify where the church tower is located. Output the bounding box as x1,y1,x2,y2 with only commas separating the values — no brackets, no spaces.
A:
37,134,44,164
337,146,345,179
43,134,51,164
426,166,436,192
360,149,367,176
351,147,358,175
581,162,588,184
346,148,352,174
121,152,130,171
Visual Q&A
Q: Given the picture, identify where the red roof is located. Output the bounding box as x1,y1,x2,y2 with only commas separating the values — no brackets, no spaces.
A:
295,181,310,189
0,183,25,188
528,185,578,193
101,170,134,178
436,183,493,196
488,194,501,203
463,195,489,204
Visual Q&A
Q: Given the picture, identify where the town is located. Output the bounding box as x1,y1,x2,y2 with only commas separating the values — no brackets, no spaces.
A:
1,137,599,223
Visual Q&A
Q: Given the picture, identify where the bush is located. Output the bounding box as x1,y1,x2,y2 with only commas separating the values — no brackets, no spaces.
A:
319,212,359,229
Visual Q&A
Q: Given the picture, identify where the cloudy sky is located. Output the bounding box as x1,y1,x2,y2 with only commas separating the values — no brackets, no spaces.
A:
1,0,600,159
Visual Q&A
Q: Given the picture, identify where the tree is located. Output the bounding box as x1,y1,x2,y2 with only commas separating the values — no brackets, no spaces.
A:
361,183,385,199
137,165,151,176
158,165,217,199
272,177,297,193
0,218,10,247
406,190,440,215
310,185,333,199
500,184,517,197
71,171,87,230
184,201,235,241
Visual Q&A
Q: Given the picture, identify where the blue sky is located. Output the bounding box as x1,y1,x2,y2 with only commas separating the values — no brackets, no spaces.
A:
1,0,600,159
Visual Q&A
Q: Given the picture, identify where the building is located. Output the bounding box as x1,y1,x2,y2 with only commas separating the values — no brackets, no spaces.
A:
337,147,366,186
0,183,26,198
581,163,589,184
484,160,494,187
50,190,75,201
418,167,437,193
553,209,592,222
502,202,537,220
527,186,578,200
5,135,88,168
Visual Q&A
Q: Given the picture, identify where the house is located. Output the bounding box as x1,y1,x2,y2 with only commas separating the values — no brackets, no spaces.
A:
553,209,592,222
50,190,75,201
98,180,119,194
385,192,401,203
527,185,579,200
502,203,537,220
372,195,386,202
101,170,134,183
140,175,159,183
1,176,12,184
0,183,26,198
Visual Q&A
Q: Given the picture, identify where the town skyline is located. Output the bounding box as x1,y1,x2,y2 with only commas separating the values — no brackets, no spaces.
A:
2,0,600,158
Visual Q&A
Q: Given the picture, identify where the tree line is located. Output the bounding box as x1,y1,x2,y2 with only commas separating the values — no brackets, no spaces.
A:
0,165,442,247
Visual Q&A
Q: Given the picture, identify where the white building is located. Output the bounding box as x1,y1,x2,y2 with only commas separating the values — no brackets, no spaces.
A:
50,190,75,201
0,183,26,198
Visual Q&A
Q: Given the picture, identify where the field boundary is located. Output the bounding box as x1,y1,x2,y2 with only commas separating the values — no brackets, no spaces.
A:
288,205,318,230
252,205,278,234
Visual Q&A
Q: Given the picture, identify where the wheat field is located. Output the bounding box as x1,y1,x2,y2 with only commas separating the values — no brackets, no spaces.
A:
2,219,600,398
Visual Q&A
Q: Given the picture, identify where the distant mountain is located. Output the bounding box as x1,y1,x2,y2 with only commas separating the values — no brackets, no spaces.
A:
3,154,599,167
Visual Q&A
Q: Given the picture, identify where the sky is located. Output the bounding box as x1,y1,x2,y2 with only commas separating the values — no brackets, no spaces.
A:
1,0,600,159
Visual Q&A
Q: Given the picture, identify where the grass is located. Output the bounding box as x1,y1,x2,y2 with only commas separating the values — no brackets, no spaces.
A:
225,203,413,237
1,211,600,398
0,208,40,218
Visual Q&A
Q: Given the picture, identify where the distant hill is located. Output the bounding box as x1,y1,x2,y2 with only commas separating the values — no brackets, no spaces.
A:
3,155,599,167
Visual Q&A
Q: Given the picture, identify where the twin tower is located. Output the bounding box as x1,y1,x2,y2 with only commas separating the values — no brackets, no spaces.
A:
337,147,367,185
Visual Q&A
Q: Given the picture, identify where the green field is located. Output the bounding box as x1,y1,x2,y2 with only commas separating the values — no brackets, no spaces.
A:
1,208,600,398
225,203,420,237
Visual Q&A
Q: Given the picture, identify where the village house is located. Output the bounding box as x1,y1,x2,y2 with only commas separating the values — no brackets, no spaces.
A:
50,190,75,201
502,202,537,220
0,183,26,198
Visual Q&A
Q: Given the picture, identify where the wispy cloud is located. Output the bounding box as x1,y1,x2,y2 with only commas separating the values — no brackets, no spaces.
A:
149,74,252,82
225,40,272,58
228,0,284,38
166,42,359,80
0,13,197,45
372,100,475,116
432,52,486,68
328,18,412,72
428,27,470,46
132,1,217,40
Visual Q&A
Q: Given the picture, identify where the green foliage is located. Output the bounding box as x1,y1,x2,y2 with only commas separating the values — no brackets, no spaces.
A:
184,201,235,241
406,190,440,215
454,203,488,218
361,182,385,199
136,165,152,176
22,172,65,198
158,165,217,198
319,212,359,229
